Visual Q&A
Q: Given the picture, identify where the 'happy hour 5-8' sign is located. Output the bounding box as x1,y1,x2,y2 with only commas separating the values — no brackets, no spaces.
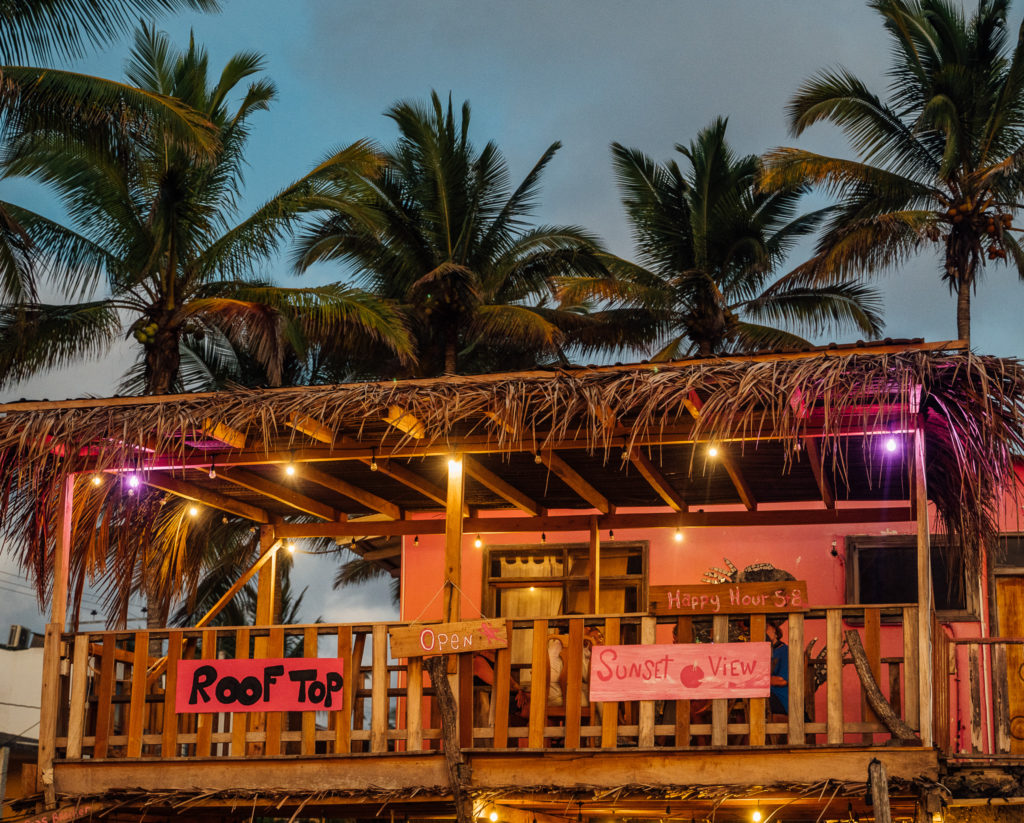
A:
649,581,808,615
589,642,771,701
176,658,344,713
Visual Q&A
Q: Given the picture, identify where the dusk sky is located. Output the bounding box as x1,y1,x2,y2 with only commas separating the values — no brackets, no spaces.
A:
2,1,1023,632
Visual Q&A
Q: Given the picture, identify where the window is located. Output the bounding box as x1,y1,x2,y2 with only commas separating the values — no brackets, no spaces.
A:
994,534,1024,569
845,535,977,620
484,542,646,619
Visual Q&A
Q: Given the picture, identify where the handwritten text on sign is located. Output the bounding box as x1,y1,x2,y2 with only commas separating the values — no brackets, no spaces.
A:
589,642,771,701
176,658,344,713
649,581,808,615
389,619,507,658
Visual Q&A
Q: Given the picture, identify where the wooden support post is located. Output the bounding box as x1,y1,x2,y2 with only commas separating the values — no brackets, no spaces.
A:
255,526,279,626
443,456,465,624
914,425,934,746
638,616,656,747
371,625,388,753
868,758,892,823
712,615,728,746
787,612,805,745
53,475,74,630
37,624,62,806
589,517,600,614
423,655,472,823
826,609,844,745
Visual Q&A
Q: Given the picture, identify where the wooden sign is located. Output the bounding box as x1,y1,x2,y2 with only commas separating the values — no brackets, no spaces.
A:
389,619,508,658
650,581,808,615
176,658,344,713
589,642,770,701
23,804,95,823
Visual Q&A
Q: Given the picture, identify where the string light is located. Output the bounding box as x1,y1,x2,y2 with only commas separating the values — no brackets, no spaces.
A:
541,532,547,543
370,451,378,471
674,527,684,543
752,806,762,823
208,458,216,480
91,474,103,486
474,535,482,549
287,543,296,554
609,529,615,539
127,474,140,489
534,453,543,464
188,506,199,517
285,462,296,476
489,813,498,822
708,445,719,458
885,436,899,453
414,535,419,546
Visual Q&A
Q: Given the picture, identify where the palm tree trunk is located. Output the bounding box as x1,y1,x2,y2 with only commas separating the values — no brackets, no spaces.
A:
955,285,971,345
444,329,458,375
144,328,180,395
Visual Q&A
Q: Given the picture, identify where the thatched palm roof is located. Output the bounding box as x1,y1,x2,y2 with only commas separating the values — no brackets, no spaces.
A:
0,339,1021,620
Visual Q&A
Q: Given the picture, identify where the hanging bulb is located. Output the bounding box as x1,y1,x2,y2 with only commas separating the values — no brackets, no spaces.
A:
414,535,419,546
541,532,547,543
609,529,615,539
370,457,378,471
287,543,296,554
489,813,498,823
752,807,762,823
91,474,103,486
285,462,296,476
188,506,199,517
674,527,683,543
208,465,216,480
708,445,719,458
474,534,482,549
534,453,543,464
221,515,229,525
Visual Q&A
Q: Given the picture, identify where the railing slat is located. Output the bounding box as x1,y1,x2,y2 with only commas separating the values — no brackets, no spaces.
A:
406,655,424,751
230,628,250,757
65,635,90,760
527,619,549,748
457,650,473,749
748,614,766,747
638,616,656,748
563,619,583,749
372,625,390,752
491,622,512,749
788,612,805,745
195,629,217,757
861,608,881,744
968,643,983,753
335,625,353,754
302,627,318,756
92,635,116,759
902,606,920,731
992,643,1011,754
826,609,844,745
265,627,284,756
161,631,181,758
674,617,692,747
600,618,620,749
711,616,728,747
127,631,148,758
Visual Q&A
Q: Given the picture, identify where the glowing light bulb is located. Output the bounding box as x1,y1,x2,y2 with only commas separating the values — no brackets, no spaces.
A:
752,811,762,823
287,543,296,554
474,535,482,549
674,528,683,543
208,466,216,479
489,813,498,822
529,586,535,592
91,474,102,486
285,463,296,476
370,459,378,471
708,445,719,458
127,474,140,488
413,535,419,546
885,437,898,453
448,457,462,474
188,506,199,517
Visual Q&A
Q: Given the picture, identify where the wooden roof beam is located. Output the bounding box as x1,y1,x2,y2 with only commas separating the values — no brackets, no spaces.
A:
685,390,757,512
375,458,450,508
382,405,425,439
218,468,340,521
301,465,401,520
627,447,688,511
802,436,835,509
144,474,270,523
200,419,246,450
464,455,544,516
538,450,612,514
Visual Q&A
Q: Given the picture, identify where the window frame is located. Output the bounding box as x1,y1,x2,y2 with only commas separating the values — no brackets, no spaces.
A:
845,534,979,621
481,540,648,618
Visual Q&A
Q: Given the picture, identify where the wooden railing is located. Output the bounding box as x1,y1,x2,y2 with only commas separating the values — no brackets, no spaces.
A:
938,632,1024,757
42,607,924,764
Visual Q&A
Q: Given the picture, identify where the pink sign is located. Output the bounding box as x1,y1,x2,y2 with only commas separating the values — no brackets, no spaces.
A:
589,643,771,701
176,658,344,713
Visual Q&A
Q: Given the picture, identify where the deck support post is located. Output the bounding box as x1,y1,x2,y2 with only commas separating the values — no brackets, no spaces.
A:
914,422,934,747
589,516,600,613
868,757,893,823
255,525,279,626
442,456,465,624
38,475,73,806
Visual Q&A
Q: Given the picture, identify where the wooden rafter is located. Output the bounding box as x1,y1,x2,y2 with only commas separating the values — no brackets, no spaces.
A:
628,447,687,511
683,390,757,511
383,405,425,439
802,437,835,509
301,465,401,520
375,459,449,508
218,468,339,521
201,418,246,450
463,455,543,515
536,451,612,514
144,474,270,523
274,505,912,539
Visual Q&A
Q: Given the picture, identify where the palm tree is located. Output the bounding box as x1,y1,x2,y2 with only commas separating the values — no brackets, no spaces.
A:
0,0,222,301
0,26,412,394
294,91,607,377
762,0,1024,344
562,118,884,358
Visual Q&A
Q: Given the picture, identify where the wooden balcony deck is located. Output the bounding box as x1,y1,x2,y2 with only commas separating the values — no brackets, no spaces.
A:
35,608,948,805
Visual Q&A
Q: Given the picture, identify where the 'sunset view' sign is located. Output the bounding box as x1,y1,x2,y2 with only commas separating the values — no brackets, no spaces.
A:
588,642,771,701
176,658,345,713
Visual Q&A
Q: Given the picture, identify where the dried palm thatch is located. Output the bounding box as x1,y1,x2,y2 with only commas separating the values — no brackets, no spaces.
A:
0,345,1020,621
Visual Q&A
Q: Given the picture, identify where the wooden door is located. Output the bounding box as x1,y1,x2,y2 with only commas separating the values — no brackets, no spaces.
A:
996,577,1024,754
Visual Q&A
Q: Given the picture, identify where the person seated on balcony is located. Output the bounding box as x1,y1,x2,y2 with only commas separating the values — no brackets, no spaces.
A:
766,617,789,728
472,650,527,731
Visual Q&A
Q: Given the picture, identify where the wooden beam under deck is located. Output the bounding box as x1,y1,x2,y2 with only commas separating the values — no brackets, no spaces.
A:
52,746,938,797
275,505,912,539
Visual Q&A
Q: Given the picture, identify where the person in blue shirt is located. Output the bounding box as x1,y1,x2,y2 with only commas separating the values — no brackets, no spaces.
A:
766,618,789,720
